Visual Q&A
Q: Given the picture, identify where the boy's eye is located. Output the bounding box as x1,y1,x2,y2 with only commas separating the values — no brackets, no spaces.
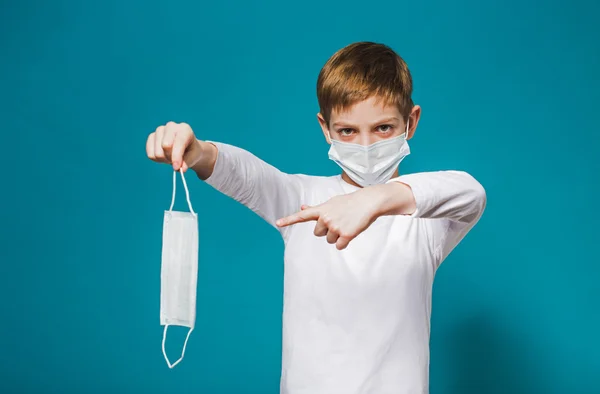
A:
338,128,354,136
377,125,393,133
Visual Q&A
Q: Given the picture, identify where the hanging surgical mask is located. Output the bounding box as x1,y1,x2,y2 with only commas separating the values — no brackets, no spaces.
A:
328,120,411,187
160,169,198,369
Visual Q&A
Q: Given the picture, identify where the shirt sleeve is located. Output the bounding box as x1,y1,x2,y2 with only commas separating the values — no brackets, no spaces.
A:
386,170,487,265
203,141,304,239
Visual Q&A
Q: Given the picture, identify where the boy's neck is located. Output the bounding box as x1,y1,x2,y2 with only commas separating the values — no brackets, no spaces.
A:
341,172,362,188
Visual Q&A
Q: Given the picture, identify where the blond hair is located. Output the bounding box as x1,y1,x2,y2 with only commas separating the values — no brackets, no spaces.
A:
317,42,414,125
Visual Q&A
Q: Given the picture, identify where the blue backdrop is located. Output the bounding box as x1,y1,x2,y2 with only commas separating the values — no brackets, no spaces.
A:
1,0,598,393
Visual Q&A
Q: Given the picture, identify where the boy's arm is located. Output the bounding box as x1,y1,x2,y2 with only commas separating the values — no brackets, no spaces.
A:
377,171,486,223
277,170,485,254
196,141,303,234
378,170,487,260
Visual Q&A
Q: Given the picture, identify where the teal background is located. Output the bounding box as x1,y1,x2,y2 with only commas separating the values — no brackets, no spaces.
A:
1,0,598,393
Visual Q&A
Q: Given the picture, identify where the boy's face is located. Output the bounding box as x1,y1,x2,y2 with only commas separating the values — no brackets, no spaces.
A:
317,96,421,146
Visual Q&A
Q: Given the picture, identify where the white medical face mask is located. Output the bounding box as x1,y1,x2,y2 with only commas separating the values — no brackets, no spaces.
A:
328,120,411,187
160,169,198,368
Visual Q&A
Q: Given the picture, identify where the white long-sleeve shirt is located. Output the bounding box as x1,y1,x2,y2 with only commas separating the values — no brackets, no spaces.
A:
204,142,486,394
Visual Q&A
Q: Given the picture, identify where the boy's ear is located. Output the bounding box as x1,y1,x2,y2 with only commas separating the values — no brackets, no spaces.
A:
407,105,422,140
317,113,332,144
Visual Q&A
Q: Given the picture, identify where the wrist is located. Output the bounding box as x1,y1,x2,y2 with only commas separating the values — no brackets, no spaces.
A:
374,181,416,217
191,140,218,180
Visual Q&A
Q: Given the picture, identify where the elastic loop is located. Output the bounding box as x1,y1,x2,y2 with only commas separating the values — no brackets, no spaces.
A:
162,325,194,369
168,170,196,215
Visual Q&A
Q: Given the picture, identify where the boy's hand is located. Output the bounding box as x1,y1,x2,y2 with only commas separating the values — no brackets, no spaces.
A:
276,183,414,250
276,182,416,250
146,121,204,172
276,191,376,250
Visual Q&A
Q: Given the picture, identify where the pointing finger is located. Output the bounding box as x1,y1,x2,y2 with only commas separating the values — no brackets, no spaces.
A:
276,207,319,228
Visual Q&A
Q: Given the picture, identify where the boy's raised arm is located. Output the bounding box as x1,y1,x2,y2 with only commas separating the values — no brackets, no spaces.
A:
147,121,303,234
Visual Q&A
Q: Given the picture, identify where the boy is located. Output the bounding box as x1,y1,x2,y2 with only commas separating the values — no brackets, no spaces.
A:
146,42,486,394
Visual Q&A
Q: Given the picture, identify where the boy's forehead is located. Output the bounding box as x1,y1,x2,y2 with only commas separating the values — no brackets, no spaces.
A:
331,96,401,122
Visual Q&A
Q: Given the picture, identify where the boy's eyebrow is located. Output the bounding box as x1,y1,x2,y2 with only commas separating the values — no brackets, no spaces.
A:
332,117,400,128
371,116,401,125
332,121,356,128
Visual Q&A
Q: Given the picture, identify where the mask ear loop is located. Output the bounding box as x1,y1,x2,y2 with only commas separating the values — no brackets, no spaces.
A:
162,325,194,369
403,118,410,139
169,169,196,215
